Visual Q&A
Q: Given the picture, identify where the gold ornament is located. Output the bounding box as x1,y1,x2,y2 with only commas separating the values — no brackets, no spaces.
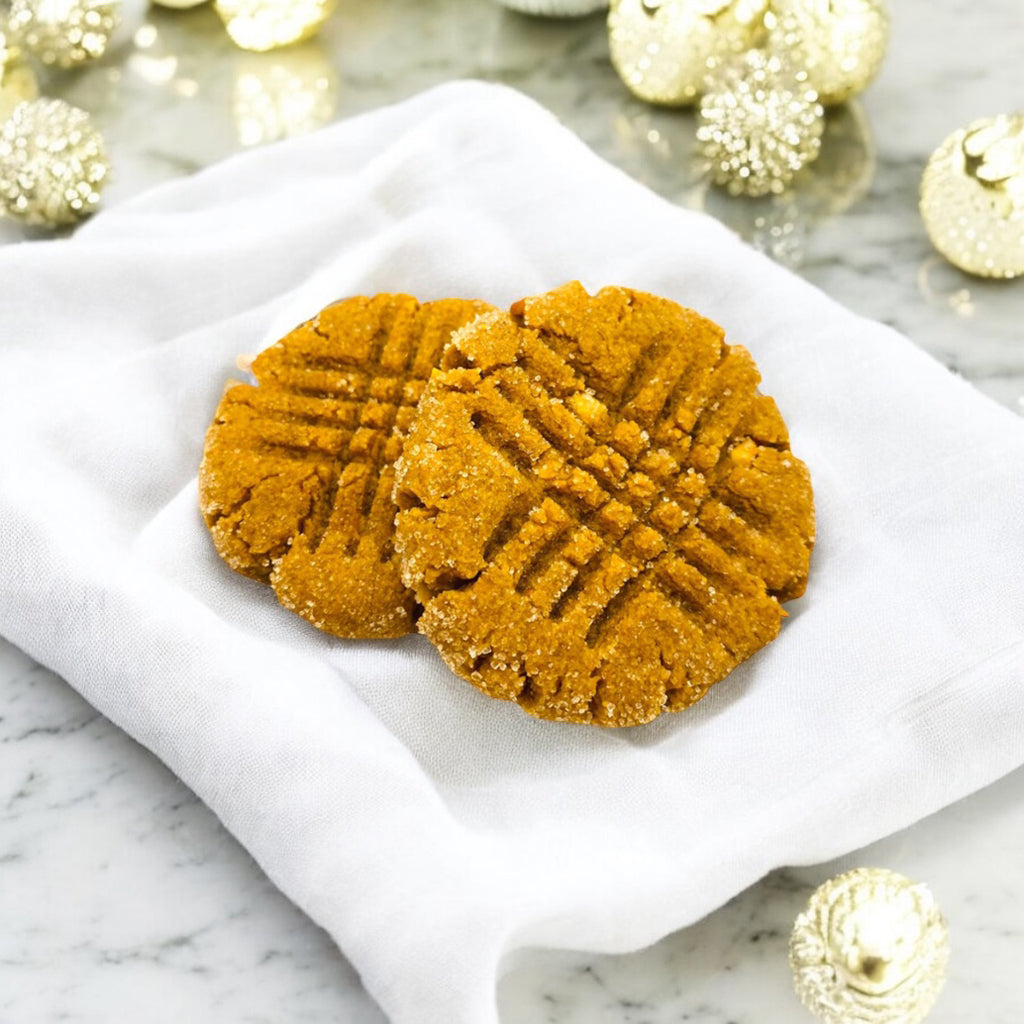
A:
765,0,889,105
214,0,336,52
150,0,210,7
232,44,337,147
790,868,949,1024
0,98,109,227
920,114,1024,279
608,0,768,107
696,48,823,197
7,0,122,69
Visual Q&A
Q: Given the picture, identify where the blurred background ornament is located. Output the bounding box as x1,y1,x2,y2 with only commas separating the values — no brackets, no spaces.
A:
696,48,823,196
790,867,949,1024
765,0,889,105
1,29,40,122
608,0,767,106
232,43,337,146
920,113,1024,279
214,0,336,52
492,0,609,14
7,0,122,68
0,97,109,226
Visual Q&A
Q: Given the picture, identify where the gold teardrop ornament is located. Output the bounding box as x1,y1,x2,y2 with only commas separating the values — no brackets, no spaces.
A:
790,867,950,1024
920,113,1024,279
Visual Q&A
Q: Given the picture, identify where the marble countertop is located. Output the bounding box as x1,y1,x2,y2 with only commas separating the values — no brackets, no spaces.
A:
2,1,1022,1021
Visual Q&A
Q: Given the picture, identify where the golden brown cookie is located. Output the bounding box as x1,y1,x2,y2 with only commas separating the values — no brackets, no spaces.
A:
199,293,493,639
394,282,814,725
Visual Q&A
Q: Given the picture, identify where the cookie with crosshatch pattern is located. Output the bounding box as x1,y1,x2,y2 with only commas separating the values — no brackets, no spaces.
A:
393,282,814,725
199,293,494,639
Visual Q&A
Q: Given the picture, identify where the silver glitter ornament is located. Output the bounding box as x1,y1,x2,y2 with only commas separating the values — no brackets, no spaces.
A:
7,0,122,68
765,0,889,105
697,48,823,197
0,98,109,227
920,113,1024,279
790,868,949,1024
608,0,768,106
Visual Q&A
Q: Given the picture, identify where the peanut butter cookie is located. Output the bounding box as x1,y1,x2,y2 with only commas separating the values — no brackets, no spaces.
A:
200,293,493,639
394,282,814,725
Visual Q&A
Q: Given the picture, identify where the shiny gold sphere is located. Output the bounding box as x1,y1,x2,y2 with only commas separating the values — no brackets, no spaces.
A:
214,0,336,52
790,868,950,1024
766,0,889,105
920,114,1024,279
608,0,768,106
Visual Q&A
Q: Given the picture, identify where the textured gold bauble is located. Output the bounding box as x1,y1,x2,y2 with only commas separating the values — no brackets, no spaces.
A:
608,0,768,107
696,49,823,197
920,114,1024,280
0,98,109,227
766,0,889,105
7,0,121,68
214,0,336,52
790,868,949,1024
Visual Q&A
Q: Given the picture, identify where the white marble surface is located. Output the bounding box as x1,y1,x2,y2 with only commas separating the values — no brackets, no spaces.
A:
2,0,1023,1021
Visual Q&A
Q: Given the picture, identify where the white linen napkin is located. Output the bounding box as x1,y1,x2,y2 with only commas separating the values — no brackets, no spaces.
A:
2,81,1023,1024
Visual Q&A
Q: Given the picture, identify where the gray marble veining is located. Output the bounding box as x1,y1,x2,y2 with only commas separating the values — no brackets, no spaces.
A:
2,0,1023,1021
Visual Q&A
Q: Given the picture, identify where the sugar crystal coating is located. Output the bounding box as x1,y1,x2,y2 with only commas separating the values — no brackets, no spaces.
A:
394,282,814,725
199,293,493,639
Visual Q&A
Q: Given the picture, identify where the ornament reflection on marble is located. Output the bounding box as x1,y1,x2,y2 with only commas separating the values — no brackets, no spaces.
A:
696,48,823,197
214,0,335,52
0,97,109,226
7,0,121,68
920,114,1024,279
608,0,767,107
233,44,337,147
765,0,889,105
790,867,949,1024
697,102,874,266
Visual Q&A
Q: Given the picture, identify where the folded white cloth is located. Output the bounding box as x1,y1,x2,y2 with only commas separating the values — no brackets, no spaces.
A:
1,81,1023,1024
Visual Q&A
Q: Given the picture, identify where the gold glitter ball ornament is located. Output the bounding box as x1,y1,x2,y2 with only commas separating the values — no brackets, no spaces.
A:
0,98,109,227
7,0,121,69
790,868,949,1024
214,0,336,52
920,114,1024,279
765,0,889,106
696,48,823,197
608,0,768,107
